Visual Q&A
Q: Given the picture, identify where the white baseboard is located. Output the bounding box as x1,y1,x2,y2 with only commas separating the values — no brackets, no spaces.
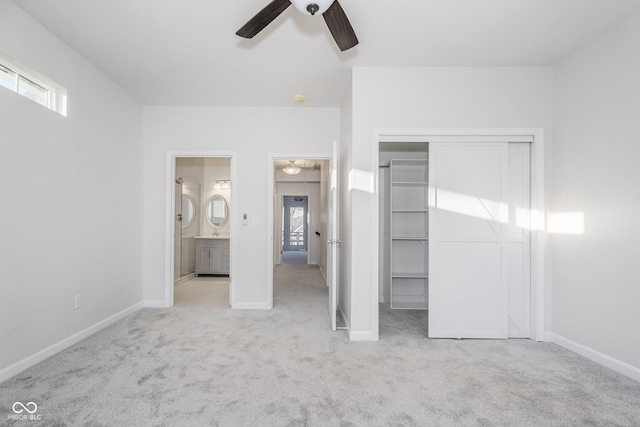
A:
338,305,379,341
319,266,327,284
232,302,271,310
549,332,640,382
174,273,195,286
349,330,379,341
0,302,143,384
143,300,167,308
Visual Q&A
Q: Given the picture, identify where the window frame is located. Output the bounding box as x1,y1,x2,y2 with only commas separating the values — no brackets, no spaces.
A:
0,53,67,116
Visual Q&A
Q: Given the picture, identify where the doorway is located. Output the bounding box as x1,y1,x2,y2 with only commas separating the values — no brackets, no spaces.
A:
282,195,308,263
166,152,236,308
268,156,333,310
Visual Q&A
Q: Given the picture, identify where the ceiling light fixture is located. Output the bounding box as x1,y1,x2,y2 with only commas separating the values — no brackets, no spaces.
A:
214,179,231,190
283,160,302,176
290,0,335,16
293,94,306,104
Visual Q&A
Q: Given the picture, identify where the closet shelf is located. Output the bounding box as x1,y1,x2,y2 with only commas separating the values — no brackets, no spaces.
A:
392,233,428,240
389,157,429,311
391,181,429,186
392,209,428,213
391,301,428,310
392,272,428,278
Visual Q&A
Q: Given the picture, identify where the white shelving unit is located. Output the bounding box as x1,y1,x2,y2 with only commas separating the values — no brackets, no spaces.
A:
390,159,429,310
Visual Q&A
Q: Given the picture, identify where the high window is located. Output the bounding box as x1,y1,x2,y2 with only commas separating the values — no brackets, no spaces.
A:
0,55,67,116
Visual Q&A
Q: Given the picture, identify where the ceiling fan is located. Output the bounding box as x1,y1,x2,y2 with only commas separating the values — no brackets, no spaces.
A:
236,0,359,51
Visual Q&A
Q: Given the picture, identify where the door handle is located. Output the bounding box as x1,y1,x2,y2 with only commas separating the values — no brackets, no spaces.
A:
327,239,342,245
176,213,183,222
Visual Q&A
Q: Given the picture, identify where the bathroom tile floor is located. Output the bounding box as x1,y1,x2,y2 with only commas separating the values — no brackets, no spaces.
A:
174,276,230,309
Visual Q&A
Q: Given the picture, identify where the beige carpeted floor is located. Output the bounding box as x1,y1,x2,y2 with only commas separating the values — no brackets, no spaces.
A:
1,264,640,426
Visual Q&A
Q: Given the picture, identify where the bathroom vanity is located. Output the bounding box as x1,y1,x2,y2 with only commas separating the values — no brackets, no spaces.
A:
195,236,230,276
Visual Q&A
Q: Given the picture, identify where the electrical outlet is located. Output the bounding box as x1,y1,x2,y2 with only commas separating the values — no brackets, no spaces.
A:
74,294,82,310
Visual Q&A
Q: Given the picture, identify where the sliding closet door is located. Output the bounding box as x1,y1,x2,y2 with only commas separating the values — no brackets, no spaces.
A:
428,143,509,339
508,143,531,338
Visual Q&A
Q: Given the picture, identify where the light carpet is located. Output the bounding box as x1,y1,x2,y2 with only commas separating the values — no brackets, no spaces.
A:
1,264,640,426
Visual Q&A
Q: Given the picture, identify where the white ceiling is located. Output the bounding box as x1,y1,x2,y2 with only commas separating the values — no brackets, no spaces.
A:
13,0,640,107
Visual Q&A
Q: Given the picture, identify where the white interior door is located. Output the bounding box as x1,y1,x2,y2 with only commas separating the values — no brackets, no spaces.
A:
508,143,531,338
428,142,509,339
327,141,339,331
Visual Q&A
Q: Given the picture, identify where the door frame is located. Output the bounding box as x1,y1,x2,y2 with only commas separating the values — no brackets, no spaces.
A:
165,151,238,308
267,152,331,309
373,128,546,342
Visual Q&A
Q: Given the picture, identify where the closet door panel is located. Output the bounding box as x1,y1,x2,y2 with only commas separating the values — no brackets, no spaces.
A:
428,143,508,339
508,143,531,338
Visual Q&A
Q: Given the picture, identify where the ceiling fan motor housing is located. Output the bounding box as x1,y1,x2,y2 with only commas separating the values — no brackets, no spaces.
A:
291,0,335,15
236,0,358,52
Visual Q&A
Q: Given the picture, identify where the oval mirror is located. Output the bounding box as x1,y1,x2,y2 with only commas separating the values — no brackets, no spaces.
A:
181,195,196,228
205,195,228,227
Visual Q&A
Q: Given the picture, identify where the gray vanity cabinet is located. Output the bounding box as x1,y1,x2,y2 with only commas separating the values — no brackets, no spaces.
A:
195,238,230,276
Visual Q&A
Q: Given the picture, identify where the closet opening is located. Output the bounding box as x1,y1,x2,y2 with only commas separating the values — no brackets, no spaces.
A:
377,136,536,340
378,142,430,337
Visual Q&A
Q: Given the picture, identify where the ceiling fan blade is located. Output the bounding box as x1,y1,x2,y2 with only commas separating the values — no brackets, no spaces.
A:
236,0,292,39
322,0,358,51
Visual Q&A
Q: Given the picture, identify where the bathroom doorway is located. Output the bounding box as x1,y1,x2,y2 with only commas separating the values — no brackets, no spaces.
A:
166,153,236,308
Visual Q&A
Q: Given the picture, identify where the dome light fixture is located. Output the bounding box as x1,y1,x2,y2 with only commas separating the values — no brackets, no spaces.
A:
283,160,302,176
290,0,335,16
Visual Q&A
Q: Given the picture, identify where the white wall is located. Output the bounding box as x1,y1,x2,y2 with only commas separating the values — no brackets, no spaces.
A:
143,107,339,307
0,2,143,375
348,67,554,339
553,12,640,372
339,79,353,328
